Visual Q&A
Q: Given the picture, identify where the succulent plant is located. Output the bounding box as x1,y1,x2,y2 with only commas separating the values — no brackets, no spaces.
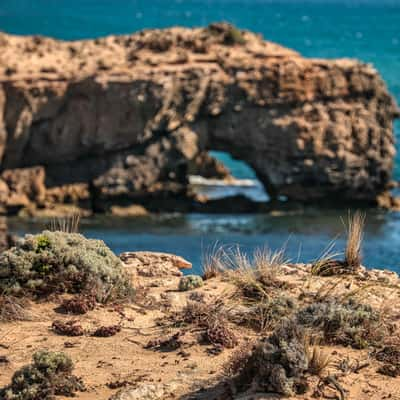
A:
178,275,203,291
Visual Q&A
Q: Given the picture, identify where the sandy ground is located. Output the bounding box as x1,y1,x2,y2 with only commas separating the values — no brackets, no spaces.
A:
1,253,400,400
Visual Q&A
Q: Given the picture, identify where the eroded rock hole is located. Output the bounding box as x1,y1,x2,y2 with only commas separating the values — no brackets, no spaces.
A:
189,151,269,202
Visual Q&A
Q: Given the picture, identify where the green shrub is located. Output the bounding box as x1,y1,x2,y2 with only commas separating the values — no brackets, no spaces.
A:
297,299,383,348
0,350,84,399
0,231,134,302
207,23,246,46
233,318,309,396
243,295,296,332
178,275,203,291
223,26,246,45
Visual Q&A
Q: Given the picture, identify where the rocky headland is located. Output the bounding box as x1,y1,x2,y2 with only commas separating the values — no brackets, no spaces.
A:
0,23,399,216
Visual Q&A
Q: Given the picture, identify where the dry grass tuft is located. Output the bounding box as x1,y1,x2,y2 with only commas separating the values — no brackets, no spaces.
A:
344,211,365,270
237,295,296,333
253,246,286,284
0,295,33,322
306,344,332,376
201,243,228,280
311,239,342,276
229,246,287,299
229,248,268,300
48,213,81,233
311,211,365,276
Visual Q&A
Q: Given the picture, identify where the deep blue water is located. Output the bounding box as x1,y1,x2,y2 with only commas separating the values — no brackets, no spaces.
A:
8,210,400,273
2,1,400,272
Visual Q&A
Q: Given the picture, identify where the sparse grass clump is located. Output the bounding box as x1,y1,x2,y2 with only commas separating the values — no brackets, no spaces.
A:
0,350,84,400
344,211,365,271
232,318,309,396
237,295,296,332
0,231,134,302
297,299,386,349
229,246,287,300
201,244,227,280
48,214,80,234
311,211,365,276
305,345,332,376
253,246,286,284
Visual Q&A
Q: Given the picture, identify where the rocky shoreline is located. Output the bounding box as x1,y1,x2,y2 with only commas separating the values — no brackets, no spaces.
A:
0,23,399,216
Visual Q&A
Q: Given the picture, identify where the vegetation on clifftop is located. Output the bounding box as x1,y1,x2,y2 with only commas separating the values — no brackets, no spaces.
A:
0,231,133,302
0,350,84,400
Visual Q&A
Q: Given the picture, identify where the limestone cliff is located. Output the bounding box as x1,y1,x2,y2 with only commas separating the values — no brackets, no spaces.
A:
0,23,398,215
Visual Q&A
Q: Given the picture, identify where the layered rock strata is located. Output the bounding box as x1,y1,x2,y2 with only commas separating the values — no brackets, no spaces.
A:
0,23,398,215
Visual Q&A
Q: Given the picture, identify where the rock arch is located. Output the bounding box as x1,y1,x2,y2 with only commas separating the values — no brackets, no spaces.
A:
0,25,398,214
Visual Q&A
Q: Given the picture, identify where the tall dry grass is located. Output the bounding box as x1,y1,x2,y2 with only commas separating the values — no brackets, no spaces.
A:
201,243,229,280
344,211,365,270
48,213,81,233
306,344,332,376
228,245,288,299
253,246,287,284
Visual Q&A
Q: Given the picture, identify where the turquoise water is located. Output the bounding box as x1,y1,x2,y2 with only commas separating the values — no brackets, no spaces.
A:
2,1,400,271
8,210,400,273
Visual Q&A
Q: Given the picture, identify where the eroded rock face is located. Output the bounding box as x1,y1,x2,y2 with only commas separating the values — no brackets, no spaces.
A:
0,23,398,214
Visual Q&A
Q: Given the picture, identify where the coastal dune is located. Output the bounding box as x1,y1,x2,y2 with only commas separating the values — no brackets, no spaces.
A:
0,23,398,215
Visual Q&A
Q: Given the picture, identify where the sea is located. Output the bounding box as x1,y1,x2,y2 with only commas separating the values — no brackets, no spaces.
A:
1,0,400,272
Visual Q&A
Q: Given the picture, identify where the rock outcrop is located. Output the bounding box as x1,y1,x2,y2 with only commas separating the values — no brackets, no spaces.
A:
0,23,398,215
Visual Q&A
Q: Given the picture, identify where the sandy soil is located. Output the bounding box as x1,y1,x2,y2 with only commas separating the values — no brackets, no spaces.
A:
1,252,400,400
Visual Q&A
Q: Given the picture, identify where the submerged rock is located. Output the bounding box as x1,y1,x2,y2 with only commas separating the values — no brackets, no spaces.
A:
0,23,398,215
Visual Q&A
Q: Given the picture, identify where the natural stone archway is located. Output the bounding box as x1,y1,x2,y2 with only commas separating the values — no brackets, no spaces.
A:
0,24,398,215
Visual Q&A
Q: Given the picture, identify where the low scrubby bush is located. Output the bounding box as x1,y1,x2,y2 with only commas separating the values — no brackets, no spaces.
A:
0,350,84,399
0,295,32,322
232,318,309,396
0,231,133,302
51,320,85,337
178,275,204,291
60,294,96,315
297,299,385,349
243,295,296,332
177,300,238,349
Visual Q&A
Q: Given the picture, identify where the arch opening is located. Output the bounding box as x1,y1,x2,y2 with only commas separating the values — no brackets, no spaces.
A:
189,150,270,203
